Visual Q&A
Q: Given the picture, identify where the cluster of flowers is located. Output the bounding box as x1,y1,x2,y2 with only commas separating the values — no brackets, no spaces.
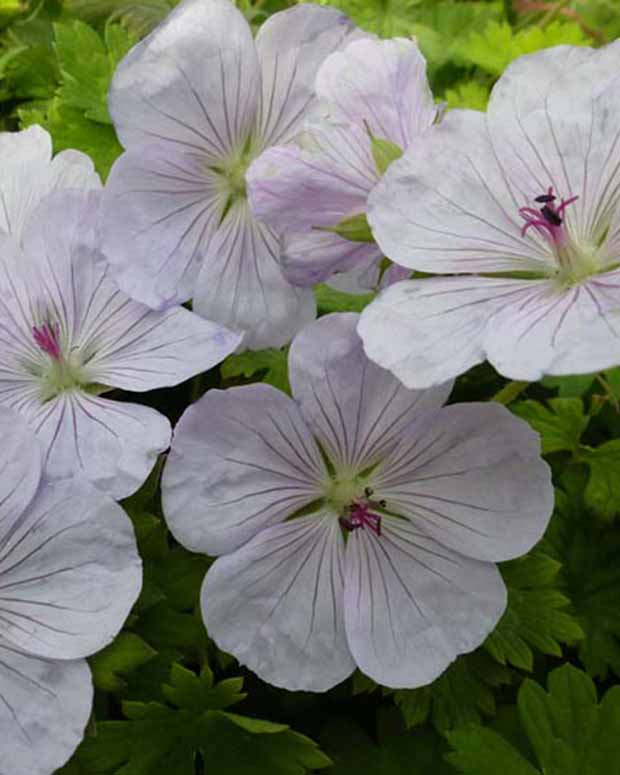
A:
2,0,619,770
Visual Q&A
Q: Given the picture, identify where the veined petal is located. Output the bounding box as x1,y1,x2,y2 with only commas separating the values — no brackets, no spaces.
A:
162,384,327,556
100,145,227,308
488,44,620,246
316,37,436,149
30,393,171,500
367,110,552,274
283,230,382,289
0,642,92,775
193,201,315,350
0,126,100,243
343,517,506,688
0,408,41,532
248,122,375,234
254,4,358,148
0,478,141,659
484,273,620,380
357,276,533,389
202,513,355,691
109,0,259,158
288,313,452,471
372,403,553,562
80,295,241,392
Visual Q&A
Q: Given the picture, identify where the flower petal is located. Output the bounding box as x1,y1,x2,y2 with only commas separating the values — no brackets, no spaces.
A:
248,122,375,234
0,126,100,243
109,0,259,157
483,273,620,380
193,201,315,349
0,407,41,530
283,229,382,289
372,403,553,562
162,384,327,556
357,275,532,388
100,144,226,307
343,517,506,688
0,478,141,659
30,392,171,500
367,109,551,274
288,313,452,470
254,4,358,148
316,37,436,148
0,642,92,775
202,513,355,691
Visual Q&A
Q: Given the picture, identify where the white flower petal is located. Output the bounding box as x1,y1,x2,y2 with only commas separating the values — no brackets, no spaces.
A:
0,126,100,243
163,384,326,556
0,478,141,659
0,408,41,530
0,641,92,775
100,145,226,308
484,273,620,380
288,313,452,470
202,513,355,691
372,403,553,562
357,276,531,389
31,392,171,500
193,201,315,350
367,110,551,274
109,0,259,157
248,122,375,234
254,4,359,148
316,37,436,148
343,518,506,688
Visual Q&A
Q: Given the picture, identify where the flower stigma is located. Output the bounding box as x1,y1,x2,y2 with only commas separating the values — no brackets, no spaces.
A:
326,477,385,537
32,320,85,400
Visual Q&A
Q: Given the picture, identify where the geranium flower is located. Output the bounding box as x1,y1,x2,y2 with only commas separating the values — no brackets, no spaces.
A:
247,37,437,293
359,43,620,387
100,0,358,349
0,124,100,241
0,190,241,498
162,313,553,691
0,406,141,775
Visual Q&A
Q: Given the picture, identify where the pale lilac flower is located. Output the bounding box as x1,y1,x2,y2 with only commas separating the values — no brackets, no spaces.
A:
0,190,241,499
100,0,359,349
0,125,100,242
359,43,620,387
162,313,553,691
247,37,437,293
0,406,141,775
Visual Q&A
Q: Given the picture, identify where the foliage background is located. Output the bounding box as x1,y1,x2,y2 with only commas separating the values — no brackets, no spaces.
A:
2,0,620,771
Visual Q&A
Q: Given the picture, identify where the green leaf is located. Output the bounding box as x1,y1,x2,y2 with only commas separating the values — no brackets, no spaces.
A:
448,665,620,775
543,481,620,678
90,633,157,692
393,651,513,732
314,284,374,315
321,707,452,775
63,0,172,38
485,554,583,671
460,20,591,77
444,80,490,111
370,134,403,175
511,398,588,454
582,440,620,522
221,348,290,393
72,664,331,775
540,373,597,398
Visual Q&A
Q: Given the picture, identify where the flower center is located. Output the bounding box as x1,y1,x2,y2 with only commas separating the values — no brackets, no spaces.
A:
325,478,385,538
518,187,610,285
32,321,84,399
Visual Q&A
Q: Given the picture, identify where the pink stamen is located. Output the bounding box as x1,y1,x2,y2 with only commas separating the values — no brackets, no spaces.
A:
340,500,383,537
33,322,62,360
518,187,578,246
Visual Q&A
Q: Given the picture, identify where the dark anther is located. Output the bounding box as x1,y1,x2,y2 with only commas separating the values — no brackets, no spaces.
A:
541,205,563,226
379,499,387,508
364,486,374,497
534,193,557,204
